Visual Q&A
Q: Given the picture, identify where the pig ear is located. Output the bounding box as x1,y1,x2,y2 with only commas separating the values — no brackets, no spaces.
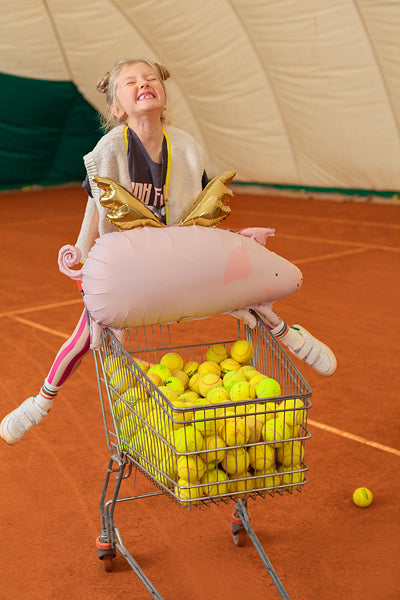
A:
237,227,275,246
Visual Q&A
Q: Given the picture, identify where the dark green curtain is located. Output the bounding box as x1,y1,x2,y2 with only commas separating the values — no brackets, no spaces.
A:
0,72,102,190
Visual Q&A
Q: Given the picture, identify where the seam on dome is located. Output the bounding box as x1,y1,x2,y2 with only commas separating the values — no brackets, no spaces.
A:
106,0,213,165
352,0,400,142
228,0,301,183
42,0,74,81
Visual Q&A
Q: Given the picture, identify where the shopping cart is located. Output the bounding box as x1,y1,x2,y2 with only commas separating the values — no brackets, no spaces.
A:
93,315,312,600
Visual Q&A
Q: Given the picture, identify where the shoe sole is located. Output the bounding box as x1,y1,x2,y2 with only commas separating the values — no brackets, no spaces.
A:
292,324,337,376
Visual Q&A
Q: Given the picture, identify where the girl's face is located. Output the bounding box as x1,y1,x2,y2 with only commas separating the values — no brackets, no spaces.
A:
112,62,166,125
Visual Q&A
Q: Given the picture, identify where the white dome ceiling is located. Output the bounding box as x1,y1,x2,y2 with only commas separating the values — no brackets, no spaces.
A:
2,0,400,191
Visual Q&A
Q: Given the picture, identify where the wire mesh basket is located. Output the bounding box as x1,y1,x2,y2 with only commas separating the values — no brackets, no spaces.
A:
94,316,312,509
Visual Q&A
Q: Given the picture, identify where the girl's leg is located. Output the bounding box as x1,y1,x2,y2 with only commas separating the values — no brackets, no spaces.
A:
0,309,91,445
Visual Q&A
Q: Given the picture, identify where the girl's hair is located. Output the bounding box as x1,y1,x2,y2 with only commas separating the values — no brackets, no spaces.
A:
97,58,171,130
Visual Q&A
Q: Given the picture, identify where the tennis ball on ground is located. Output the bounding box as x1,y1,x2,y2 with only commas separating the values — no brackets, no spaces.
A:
198,373,223,397
173,425,204,454
276,441,304,467
110,367,137,396
248,443,275,471
228,471,255,498
147,364,171,383
262,417,291,448
207,386,230,404
164,376,185,395
230,340,254,364
353,487,373,507
174,478,203,505
183,361,199,377
104,354,126,377
219,357,242,375
223,369,246,390
256,377,282,399
200,433,227,464
198,360,221,377
177,455,207,482
229,381,256,402
206,344,228,364
220,416,250,447
160,352,184,372
200,467,229,496
221,447,250,475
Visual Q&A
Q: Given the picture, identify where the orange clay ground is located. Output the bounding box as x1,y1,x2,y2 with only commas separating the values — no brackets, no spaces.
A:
0,186,399,600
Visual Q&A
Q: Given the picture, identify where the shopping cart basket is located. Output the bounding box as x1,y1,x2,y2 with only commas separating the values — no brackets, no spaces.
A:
93,315,312,600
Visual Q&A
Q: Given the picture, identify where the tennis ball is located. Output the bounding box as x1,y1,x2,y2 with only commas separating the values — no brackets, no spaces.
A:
221,447,250,474
183,361,199,377
198,373,223,397
276,441,304,467
168,399,194,429
198,360,221,376
178,390,200,403
207,386,230,404
230,340,254,364
171,369,189,390
164,376,185,395
216,408,237,439
280,399,305,427
220,416,250,447
253,401,278,425
118,414,137,440
253,469,281,493
193,407,218,436
110,367,137,396
177,455,207,483
155,455,177,489
242,368,260,382
146,372,164,388
157,386,179,405
188,372,203,394
228,471,255,498
229,381,256,402
200,467,229,496
147,364,171,383
121,386,145,408
112,398,131,419
248,444,275,471
256,377,282,399
223,369,246,390
160,352,184,372
242,412,263,443
278,466,305,490
104,354,126,377
200,433,227,464
219,357,242,375
262,417,291,447
353,487,373,507
173,425,204,454
174,478,203,505
206,344,228,364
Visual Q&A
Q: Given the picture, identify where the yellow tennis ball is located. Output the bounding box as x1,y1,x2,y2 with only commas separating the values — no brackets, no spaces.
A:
242,412,263,443
146,372,164,388
112,398,131,419
178,390,200,403
219,357,242,375
262,417,291,447
174,478,203,505
200,467,229,496
198,373,223,397
228,471,255,498
103,354,126,377
173,425,204,454
188,372,203,394
200,433,227,464
206,344,228,364
206,386,230,404
160,352,184,372
242,368,260,382
171,369,189,390
276,441,304,467
167,399,194,429
248,444,275,471
256,377,282,399
353,487,373,507
278,466,305,490
155,455,177,489
183,361,199,377
220,416,250,447
193,407,218,436
221,447,250,474
253,469,281,493
110,367,137,396
230,340,254,364
198,360,221,377
177,455,207,483
223,369,246,390
163,376,185,395
229,381,256,402
147,364,171,383
157,386,179,404
280,398,306,427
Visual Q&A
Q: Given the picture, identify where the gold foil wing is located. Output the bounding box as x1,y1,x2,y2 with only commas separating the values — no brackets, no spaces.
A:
178,170,236,227
93,175,164,230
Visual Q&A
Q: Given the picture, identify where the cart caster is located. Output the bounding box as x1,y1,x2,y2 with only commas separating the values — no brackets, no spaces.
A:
96,536,116,572
231,514,248,546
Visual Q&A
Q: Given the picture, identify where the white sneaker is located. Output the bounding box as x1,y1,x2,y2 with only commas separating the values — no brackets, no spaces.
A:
0,396,50,445
280,324,337,376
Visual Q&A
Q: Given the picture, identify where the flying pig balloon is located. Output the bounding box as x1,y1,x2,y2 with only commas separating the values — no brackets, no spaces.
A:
59,225,303,349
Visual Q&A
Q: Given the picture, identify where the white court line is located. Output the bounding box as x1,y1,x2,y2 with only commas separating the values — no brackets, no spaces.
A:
0,298,82,319
309,419,400,457
12,316,70,340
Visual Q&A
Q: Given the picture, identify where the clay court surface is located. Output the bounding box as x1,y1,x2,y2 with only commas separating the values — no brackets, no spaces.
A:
0,186,399,600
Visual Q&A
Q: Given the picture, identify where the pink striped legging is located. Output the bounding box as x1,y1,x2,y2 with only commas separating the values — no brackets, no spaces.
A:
46,308,91,388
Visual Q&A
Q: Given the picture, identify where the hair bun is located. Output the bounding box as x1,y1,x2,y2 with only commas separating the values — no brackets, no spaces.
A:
96,72,110,93
154,63,170,81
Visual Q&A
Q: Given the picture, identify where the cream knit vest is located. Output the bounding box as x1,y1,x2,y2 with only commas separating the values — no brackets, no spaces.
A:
76,124,205,260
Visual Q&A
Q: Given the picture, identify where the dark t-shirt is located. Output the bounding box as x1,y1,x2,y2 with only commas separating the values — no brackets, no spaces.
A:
83,128,208,224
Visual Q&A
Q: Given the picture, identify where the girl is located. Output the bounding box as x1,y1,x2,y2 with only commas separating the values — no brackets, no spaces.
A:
0,58,336,445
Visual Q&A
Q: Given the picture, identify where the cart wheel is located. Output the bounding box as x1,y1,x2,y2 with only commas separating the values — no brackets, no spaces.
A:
232,527,247,546
101,554,113,572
